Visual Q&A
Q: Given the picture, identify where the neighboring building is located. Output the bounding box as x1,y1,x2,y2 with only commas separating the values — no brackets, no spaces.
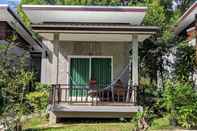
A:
174,1,197,85
22,5,159,123
0,4,43,81
175,1,197,46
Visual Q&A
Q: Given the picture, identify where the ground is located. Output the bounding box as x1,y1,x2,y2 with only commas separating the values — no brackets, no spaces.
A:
23,115,191,131
23,116,135,131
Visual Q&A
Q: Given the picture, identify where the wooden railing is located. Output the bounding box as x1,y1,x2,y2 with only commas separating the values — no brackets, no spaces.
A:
49,84,139,106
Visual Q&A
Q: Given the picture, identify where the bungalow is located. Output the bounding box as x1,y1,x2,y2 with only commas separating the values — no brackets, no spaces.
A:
22,5,159,123
0,4,43,81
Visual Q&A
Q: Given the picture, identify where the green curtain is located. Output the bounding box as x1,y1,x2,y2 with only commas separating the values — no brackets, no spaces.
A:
91,58,112,88
70,57,112,96
70,58,89,96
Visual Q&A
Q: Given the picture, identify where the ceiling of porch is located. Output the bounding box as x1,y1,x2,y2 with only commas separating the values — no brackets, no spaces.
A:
33,23,159,42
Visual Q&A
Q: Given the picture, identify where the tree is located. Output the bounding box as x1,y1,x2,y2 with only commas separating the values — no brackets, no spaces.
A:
174,40,197,83
0,35,34,131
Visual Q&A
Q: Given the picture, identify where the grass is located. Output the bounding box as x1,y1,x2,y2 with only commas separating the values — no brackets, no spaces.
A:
149,116,172,130
23,115,193,131
23,116,135,131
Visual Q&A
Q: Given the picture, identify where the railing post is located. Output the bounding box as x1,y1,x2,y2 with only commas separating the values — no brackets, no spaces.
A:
52,84,56,107
136,85,140,105
48,85,53,105
128,85,135,104
57,84,61,104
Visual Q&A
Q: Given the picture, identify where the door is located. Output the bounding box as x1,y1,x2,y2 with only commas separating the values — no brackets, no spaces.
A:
69,57,112,96
70,58,89,96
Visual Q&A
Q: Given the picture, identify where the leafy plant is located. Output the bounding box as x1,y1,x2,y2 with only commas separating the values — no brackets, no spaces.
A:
160,80,197,128
34,83,49,92
132,108,156,131
174,41,197,82
150,115,171,129
26,83,49,113
0,37,35,130
26,91,48,113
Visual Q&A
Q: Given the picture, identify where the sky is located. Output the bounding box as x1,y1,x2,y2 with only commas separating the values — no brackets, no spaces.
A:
0,0,20,4
0,0,20,10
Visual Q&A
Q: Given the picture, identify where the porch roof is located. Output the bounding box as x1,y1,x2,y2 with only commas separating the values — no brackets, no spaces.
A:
22,5,147,25
22,5,159,42
31,23,159,33
174,1,197,35
31,23,159,42
0,4,43,51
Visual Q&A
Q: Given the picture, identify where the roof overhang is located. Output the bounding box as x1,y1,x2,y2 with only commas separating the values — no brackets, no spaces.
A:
0,4,43,51
22,5,159,42
32,23,159,42
174,1,197,35
22,5,147,25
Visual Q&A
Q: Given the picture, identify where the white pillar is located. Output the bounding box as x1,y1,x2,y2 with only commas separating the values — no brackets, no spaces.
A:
54,33,60,84
131,35,138,104
127,35,139,103
132,35,139,86
41,50,47,83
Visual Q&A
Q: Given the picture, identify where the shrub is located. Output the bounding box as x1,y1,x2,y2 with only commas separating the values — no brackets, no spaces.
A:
34,82,49,92
150,115,171,129
132,108,157,130
161,80,197,128
26,92,48,113
26,83,50,113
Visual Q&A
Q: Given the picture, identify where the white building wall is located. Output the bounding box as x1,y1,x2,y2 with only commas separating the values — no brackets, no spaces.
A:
41,40,129,85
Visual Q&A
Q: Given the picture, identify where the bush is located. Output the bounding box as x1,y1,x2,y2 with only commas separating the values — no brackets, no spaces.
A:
26,83,50,113
132,108,157,130
26,92,48,113
150,115,171,129
161,80,197,128
34,83,49,92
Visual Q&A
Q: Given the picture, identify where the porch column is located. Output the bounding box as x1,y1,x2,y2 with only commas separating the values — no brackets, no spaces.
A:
54,33,60,84
132,35,139,86
41,50,47,83
132,35,139,103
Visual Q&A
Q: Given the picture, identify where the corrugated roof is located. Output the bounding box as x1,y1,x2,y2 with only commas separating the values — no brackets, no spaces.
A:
0,4,43,51
174,1,197,35
23,5,147,25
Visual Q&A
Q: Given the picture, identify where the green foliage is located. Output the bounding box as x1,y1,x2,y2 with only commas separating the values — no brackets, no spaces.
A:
160,80,197,128
17,4,31,28
26,91,48,113
26,83,49,112
150,115,171,129
0,44,7,50
34,83,50,92
132,108,156,130
0,37,35,129
144,0,166,29
175,41,197,82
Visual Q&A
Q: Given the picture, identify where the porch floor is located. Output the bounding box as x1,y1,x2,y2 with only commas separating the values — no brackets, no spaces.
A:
50,103,143,122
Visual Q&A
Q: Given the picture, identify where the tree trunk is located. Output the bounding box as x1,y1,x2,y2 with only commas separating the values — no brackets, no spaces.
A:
14,121,22,131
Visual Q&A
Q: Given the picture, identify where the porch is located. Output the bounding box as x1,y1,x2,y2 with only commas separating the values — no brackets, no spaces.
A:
49,84,142,123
